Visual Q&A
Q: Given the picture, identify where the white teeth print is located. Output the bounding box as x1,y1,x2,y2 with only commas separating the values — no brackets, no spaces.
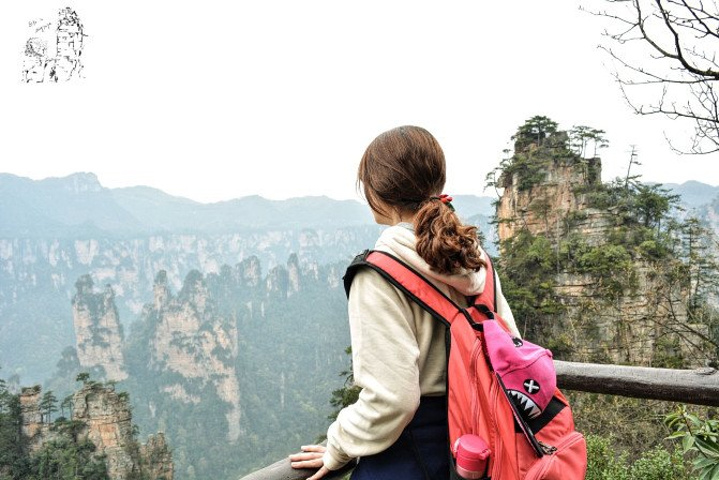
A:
508,390,542,419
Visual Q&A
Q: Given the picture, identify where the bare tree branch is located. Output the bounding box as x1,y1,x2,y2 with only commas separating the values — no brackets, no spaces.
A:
588,0,719,153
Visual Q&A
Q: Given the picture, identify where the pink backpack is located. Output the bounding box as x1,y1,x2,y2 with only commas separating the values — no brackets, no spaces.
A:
344,250,587,479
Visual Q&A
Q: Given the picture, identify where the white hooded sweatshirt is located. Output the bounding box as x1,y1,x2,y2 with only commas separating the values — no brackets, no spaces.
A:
323,224,519,470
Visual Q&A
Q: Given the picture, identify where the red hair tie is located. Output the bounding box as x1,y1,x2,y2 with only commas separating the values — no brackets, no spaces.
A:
430,194,455,211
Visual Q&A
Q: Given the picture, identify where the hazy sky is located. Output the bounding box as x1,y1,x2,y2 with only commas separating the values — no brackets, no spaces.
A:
1,1,717,203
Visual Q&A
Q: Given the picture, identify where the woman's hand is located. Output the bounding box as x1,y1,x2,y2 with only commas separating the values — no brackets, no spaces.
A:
289,445,331,480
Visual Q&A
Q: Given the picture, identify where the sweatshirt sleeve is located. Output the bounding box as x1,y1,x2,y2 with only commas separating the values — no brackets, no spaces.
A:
323,268,422,470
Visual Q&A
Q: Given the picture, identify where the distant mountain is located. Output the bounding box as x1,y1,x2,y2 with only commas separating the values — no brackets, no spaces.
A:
0,172,500,383
0,173,377,237
0,173,146,237
452,194,496,218
0,173,500,238
112,189,376,232
663,180,719,210
109,185,202,231
4,172,715,237
452,195,497,251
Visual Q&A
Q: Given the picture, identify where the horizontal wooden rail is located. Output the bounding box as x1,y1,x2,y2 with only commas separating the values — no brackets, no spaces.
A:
239,456,355,480
239,360,719,479
555,360,719,407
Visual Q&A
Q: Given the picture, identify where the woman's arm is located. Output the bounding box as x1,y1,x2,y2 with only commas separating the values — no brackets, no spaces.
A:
323,268,422,470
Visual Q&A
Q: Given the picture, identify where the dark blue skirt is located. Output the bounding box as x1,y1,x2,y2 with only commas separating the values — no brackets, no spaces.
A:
350,396,450,480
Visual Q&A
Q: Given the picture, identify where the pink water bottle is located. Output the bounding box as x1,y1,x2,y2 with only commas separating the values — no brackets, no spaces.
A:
453,434,491,479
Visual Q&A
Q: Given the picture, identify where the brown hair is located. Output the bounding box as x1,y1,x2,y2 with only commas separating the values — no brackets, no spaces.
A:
357,125,485,275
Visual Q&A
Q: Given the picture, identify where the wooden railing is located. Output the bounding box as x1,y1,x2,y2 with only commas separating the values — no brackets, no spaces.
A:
553,360,719,407
239,456,355,480
238,360,719,480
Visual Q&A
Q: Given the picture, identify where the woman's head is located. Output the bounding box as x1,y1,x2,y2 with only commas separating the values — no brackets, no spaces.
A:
358,126,485,275
358,125,446,220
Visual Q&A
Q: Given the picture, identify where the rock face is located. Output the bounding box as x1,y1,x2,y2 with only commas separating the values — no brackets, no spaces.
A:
147,270,242,442
114,252,354,479
72,275,128,381
19,386,46,452
68,251,347,465
140,433,174,480
73,384,136,478
549,265,693,364
0,226,380,383
495,131,706,366
497,138,605,244
72,383,173,480
18,383,173,479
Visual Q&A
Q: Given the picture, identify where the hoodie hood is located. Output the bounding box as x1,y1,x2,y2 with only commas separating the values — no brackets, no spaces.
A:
374,223,488,298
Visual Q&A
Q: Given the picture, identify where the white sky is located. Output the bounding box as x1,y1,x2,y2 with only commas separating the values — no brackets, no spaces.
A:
1,1,717,203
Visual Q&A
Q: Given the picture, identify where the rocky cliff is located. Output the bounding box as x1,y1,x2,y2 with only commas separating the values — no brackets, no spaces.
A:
73,276,128,381
19,383,173,479
147,269,242,442
496,131,605,244
495,126,712,367
58,251,351,479
19,386,46,450
0,226,380,384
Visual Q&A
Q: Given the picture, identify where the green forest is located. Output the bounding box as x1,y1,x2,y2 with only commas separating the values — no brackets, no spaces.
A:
499,116,719,479
44,259,351,479
3,115,719,480
4,116,719,480
0,378,109,480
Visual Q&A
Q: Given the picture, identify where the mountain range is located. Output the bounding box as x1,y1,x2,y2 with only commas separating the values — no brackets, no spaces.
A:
1,171,718,479
663,180,719,209
0,172,375,237
3,173,715,237
0,173,501,383
0,171,717,385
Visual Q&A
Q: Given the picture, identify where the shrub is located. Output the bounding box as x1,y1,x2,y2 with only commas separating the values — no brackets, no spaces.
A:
586,434,693,480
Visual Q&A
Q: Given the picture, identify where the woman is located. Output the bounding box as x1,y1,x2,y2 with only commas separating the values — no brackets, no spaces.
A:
290,126,519,480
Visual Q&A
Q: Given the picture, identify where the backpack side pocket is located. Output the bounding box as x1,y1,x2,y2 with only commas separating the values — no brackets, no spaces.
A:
523,432,587,480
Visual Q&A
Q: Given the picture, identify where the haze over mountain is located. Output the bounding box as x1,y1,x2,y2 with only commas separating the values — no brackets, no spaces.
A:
662,180,719,209
5,172,713,236
0,173,376,237
0,173,503,384
1,172,716,382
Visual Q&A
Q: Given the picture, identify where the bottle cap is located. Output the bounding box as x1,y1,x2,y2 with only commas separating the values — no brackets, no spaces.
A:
454,434,490,475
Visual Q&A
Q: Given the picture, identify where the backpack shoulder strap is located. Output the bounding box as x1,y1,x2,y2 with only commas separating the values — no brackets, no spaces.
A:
343,250,464,327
